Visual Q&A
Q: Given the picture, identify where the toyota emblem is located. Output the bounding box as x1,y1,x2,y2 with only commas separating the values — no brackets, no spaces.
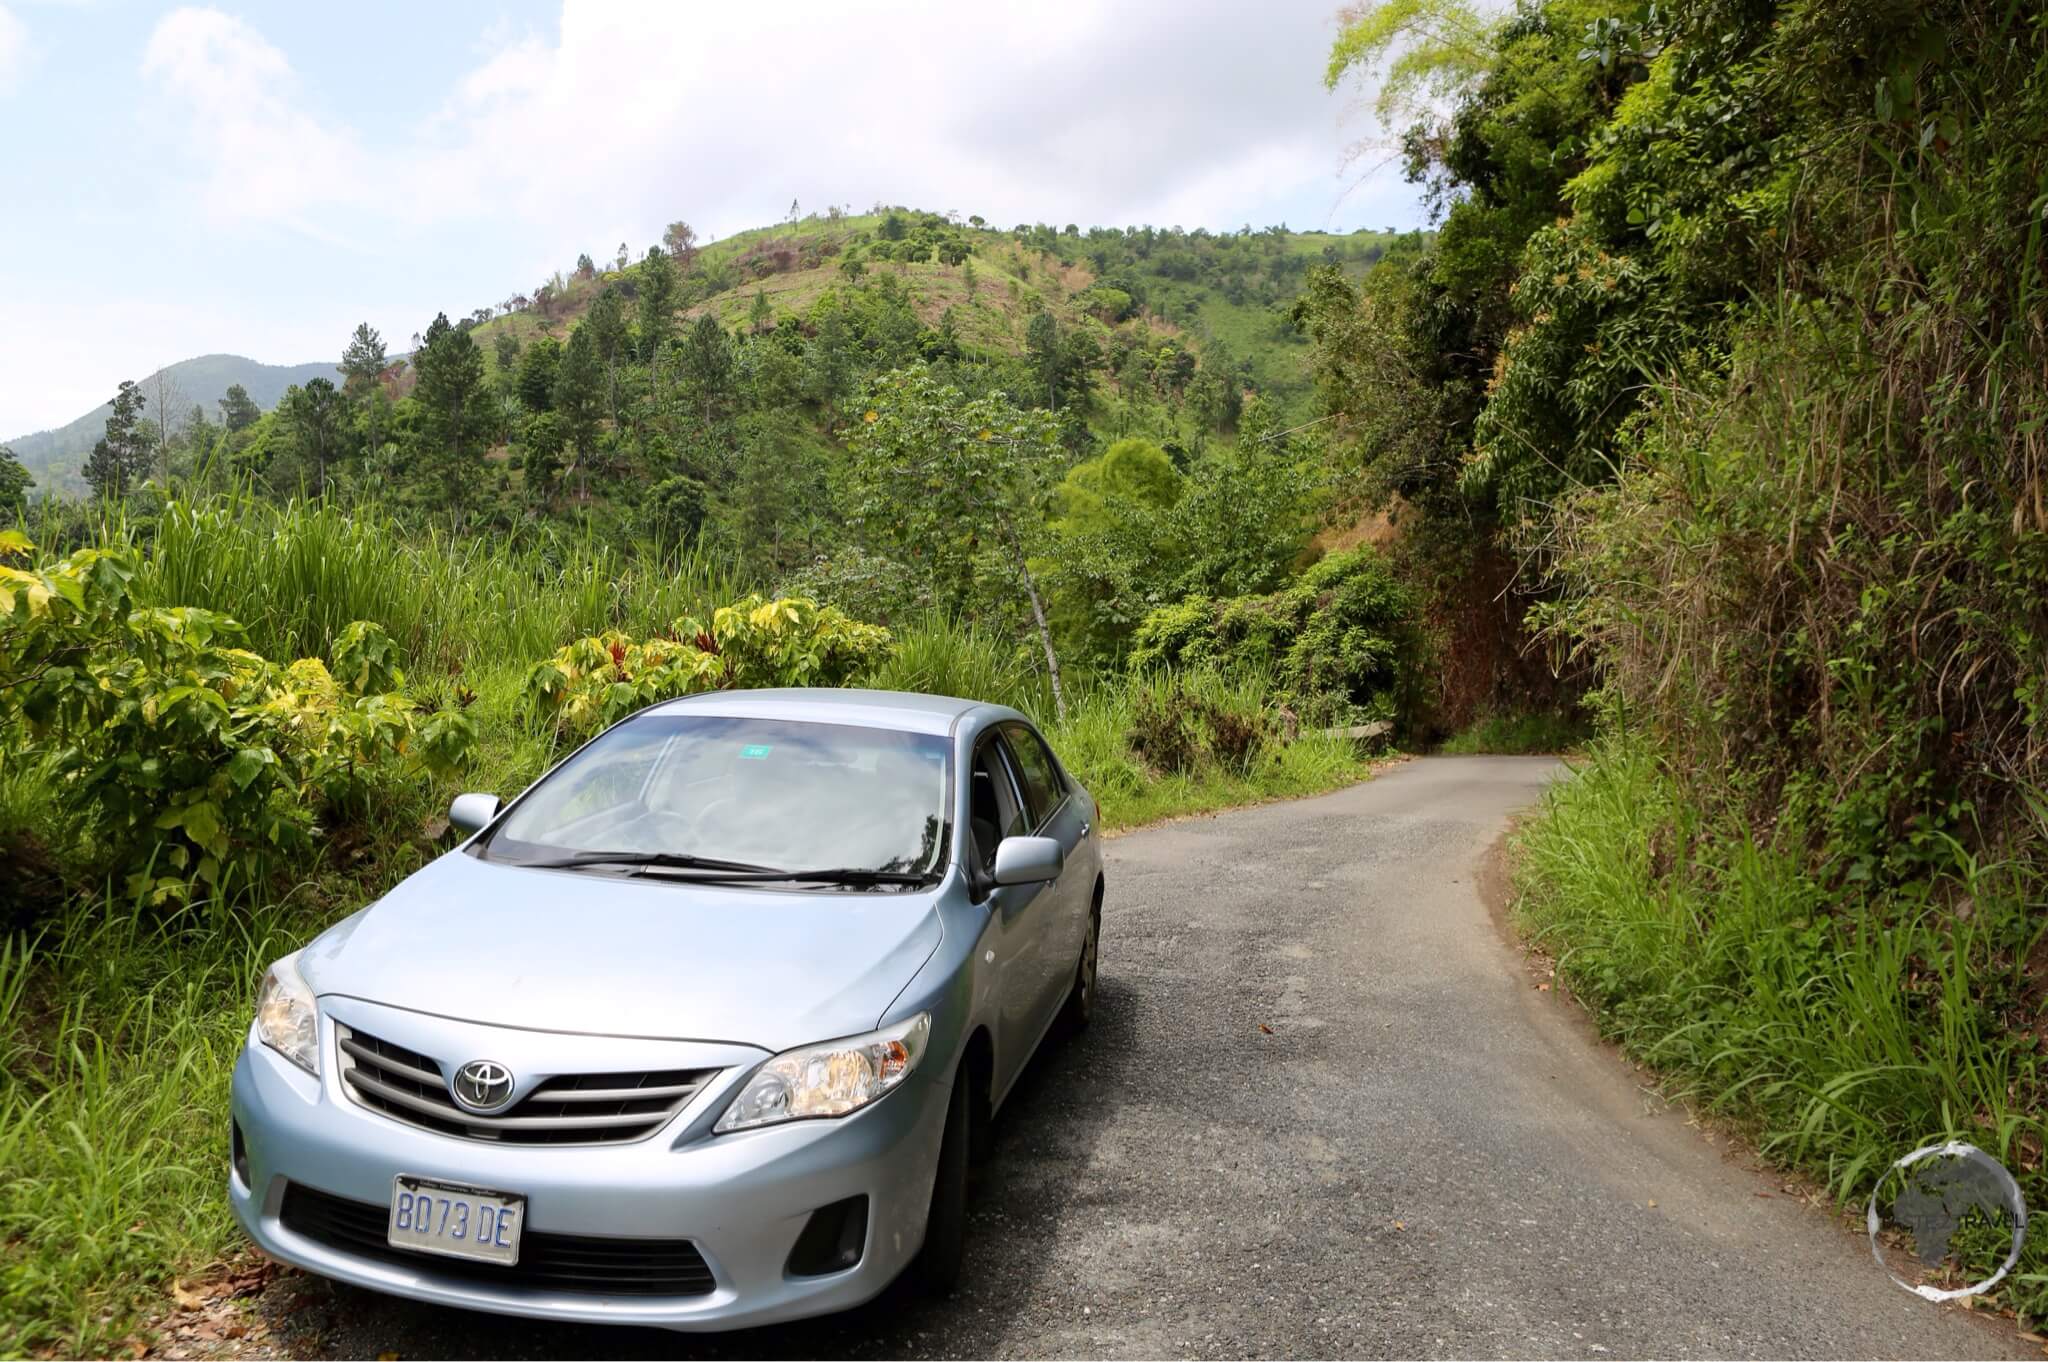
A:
452,1059,515,1112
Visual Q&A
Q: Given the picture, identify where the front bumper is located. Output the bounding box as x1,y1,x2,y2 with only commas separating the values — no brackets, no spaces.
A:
229,999,952,1330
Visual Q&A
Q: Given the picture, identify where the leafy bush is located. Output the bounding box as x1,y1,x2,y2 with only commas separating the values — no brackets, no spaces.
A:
525,595,892,738
1,537,476,903
1126,671,1273,777
1130,546,1416,723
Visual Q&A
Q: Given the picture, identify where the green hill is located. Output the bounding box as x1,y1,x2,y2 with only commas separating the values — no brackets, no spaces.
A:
470,210,1400,418
6,354,341,496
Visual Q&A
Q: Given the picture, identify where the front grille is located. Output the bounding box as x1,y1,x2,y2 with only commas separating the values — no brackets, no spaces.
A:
280,1183,716,1297
335,1024,716,1145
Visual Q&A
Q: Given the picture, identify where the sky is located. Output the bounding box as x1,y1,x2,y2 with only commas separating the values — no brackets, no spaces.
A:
0,0,1419,439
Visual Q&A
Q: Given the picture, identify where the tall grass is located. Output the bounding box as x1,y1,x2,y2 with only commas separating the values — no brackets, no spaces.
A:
78,495,747,671
1516,735,2047,1322
0,891,303,1358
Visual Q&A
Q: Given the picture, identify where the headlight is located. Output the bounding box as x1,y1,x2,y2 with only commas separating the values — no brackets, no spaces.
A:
254,951,319,1076
714,1013,930,1133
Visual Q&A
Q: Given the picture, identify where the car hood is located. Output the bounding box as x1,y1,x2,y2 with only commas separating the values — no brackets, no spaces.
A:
298,850,945,1053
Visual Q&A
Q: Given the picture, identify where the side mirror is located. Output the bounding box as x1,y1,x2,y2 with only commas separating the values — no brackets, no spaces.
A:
448,792,503,837
991,835,1064,887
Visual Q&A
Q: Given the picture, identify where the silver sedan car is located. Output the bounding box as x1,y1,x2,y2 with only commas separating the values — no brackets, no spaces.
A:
229,689,1103,1330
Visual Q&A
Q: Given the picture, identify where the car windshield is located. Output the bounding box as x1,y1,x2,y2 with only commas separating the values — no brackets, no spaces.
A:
480,714,950,880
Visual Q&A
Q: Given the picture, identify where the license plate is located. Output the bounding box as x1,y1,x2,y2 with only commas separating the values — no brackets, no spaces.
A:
388,1176,524,1266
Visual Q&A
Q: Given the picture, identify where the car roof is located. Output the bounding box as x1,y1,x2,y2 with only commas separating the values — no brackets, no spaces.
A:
643,687,1007,736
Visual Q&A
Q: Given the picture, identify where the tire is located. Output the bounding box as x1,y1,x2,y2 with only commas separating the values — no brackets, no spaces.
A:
913,1077,971,1296
1057,904,1100,1033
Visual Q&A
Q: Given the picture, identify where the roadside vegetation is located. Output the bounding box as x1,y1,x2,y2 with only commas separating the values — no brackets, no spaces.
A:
0,479,1396,1355
1314,0,2048,1324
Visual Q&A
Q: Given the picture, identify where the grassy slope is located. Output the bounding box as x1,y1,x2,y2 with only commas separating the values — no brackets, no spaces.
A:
1514,737,2047,1325
468,213,1371,399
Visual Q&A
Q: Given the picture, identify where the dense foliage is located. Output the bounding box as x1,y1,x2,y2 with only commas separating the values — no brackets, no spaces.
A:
1,534,475,907
525,597,891,738
1316,0,2048,1321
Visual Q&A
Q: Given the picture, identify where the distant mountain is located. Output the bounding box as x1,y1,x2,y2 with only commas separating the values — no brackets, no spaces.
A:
5,354,340,494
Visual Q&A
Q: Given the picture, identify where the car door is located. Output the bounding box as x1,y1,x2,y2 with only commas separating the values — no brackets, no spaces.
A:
966,732,1050,1098
997,722,1089,1034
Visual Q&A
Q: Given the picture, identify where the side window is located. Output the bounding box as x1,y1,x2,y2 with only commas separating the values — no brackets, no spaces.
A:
967,739,1027,872
1001,724,1066,829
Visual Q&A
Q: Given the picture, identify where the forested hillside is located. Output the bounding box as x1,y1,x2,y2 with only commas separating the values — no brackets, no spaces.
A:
1306,0,2048,1324
4,355,343,496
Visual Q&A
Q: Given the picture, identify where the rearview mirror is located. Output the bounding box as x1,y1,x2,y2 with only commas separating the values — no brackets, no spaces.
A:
991,835,1063,887
448,792,502,837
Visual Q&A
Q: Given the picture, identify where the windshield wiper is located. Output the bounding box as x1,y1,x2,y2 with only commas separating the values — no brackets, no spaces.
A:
517,851,783,874
639,865,942,888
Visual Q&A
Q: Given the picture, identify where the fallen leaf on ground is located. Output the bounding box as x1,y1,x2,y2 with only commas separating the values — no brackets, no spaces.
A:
171,1282,207,1311
1538,982,1551,992
1258,1023,1274,1034
1647,1200,1658,1208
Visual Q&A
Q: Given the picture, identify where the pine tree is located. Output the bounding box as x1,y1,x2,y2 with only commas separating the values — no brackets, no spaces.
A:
83,381,151,499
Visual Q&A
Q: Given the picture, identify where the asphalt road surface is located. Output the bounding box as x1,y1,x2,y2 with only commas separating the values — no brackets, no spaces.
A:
251,756,2021,1359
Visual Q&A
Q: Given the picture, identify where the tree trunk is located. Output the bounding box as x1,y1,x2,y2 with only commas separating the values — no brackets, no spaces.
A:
998,515,1067,723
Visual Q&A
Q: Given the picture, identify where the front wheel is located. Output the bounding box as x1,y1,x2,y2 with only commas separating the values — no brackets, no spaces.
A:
912,1078,971,1295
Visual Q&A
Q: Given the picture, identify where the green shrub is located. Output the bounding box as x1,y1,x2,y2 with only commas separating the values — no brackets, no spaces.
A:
1124,670,1274,777
1130,546,1416,723
525,595,892,738
1,539,476,904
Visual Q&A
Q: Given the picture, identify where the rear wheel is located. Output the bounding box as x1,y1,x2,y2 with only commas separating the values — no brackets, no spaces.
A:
913,1077,971,1295
1057,904,1100,1032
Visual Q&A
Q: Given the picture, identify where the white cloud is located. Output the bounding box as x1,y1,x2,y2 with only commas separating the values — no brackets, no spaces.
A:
0,5,29,93
142,0,1410,254
141,7,368,241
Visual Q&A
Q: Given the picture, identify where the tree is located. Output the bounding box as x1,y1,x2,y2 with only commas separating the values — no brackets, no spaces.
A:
963,259,978,297
644,474,707,556
575,252,596,279
581,288,629,424
968,214,986,229
281,377,347,495
84,380,152,499
217,384,261,434
638,247,677,364
748,288,773,335
0,445,33,516
663,220,699,268
341,323,387,397
516,337,561,413
341,323,389,459
846,364,1071,719
410,312,492,508
553,325,603,491
1324,0,1497,150
519,411,565,505
146,370,189,484
840,255,866,282
1026,311,1063,410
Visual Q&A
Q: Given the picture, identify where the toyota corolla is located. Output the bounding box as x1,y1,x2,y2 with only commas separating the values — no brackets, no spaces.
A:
228,688,1103,1330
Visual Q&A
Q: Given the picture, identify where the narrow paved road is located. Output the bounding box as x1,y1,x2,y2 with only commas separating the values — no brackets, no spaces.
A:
253,757,2018,1359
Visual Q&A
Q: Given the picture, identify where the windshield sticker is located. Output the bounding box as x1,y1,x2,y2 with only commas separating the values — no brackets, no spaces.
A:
738,744,774,760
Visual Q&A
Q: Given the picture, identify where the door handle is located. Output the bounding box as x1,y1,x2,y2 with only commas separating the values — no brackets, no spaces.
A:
1079,820,1091,838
